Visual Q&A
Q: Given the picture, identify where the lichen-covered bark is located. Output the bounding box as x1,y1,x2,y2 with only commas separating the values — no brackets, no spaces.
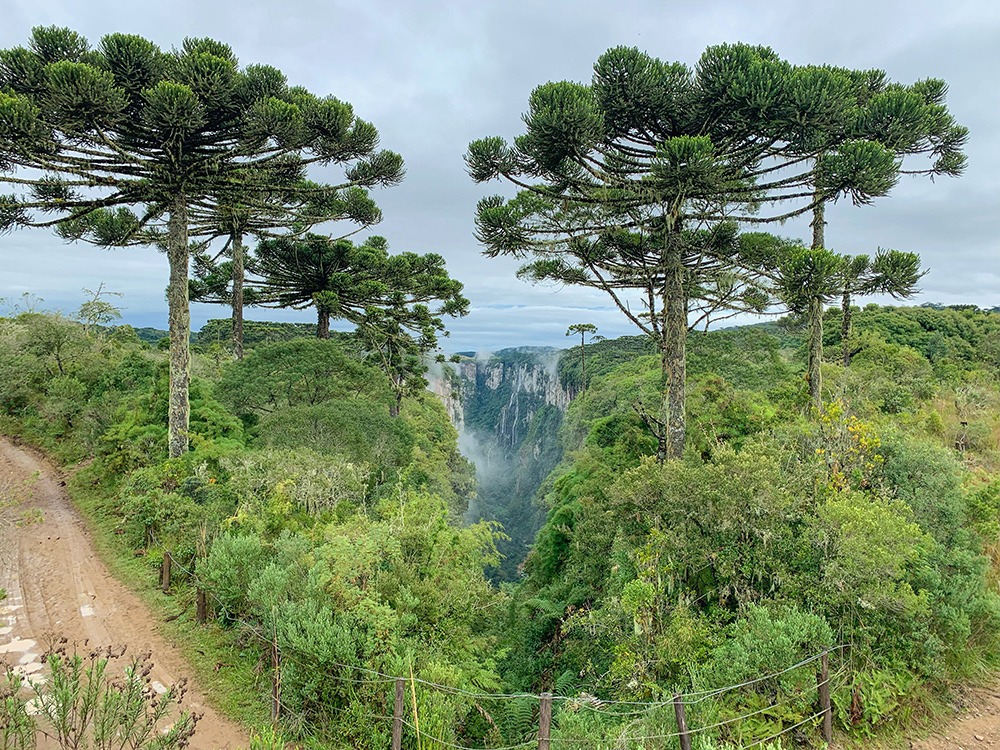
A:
809,198,826,411
811,198,826,251
231,230,244,360
808,294,823,410
167,194,191,458
841,289,852,367
659,244,687,462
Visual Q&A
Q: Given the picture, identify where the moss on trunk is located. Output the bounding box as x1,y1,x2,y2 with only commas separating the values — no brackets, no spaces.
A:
166,194,191,458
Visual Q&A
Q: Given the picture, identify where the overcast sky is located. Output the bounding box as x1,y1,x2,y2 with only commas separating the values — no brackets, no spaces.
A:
2,0,998,352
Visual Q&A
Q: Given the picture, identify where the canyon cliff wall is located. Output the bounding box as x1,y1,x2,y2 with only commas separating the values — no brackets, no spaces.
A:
428,347,572,579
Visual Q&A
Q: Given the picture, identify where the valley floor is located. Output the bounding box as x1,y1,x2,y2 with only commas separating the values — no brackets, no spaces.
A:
0,438,246,750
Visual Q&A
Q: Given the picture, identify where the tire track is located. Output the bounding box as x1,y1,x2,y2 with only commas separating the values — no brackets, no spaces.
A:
0,438,247,749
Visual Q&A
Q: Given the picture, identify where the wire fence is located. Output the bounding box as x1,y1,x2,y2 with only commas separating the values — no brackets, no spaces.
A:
143,533,848,750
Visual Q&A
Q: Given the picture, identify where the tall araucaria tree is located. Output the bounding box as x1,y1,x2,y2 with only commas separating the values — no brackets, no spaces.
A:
756,239,924,409
773,246,846,409
0,27,403,457
249,233,469,413
805,68,965,296
566,323,598,392
467,44,903,460
797,70,960,382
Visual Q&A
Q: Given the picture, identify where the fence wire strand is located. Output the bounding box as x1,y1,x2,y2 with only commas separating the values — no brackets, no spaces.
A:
679,647,845,705
149,532,848,750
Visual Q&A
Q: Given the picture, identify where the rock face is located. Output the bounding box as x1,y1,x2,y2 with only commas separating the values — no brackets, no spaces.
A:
427,363,466,431
430,348,571,447
427,347,572,579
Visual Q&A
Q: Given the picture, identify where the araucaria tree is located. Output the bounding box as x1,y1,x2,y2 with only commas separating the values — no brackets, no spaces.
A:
765,243,923,409
805,70,965,289
838,250,923,366
566,323,598,391
0,27,403,456
188,173,384,359
467,44,909,460
773,246,846,409
796,68,961,379
250,233,469,413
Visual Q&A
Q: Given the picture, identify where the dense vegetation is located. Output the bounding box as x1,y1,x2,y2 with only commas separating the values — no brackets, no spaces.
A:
506,303,1000,742
0,312,493,749
2,303,1000,749
0,24,993,750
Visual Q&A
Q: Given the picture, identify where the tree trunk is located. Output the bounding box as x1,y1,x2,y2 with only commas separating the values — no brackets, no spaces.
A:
231,230,244,360
317,308,330,339
581,336,587,391
659,245,686,462
166,194,191,458
808,294,823,411
808,197,826,412
841,289,852,367
810,200,826,250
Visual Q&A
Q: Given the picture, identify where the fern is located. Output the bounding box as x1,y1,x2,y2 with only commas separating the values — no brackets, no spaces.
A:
553,669,577,698
499,696,537,743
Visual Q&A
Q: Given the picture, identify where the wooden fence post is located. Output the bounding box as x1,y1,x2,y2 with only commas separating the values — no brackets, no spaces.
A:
196,589,207,624
392,677,405,750
160,551,171,593
673,694,692,750
538,692,552,750
818,650,832,745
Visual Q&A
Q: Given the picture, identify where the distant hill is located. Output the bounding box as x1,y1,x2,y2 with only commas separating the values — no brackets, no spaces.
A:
132,327,169,344
126,320,320,348
193,319,318,347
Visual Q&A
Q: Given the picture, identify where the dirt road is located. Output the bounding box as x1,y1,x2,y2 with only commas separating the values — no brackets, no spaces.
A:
0,438,247,750
909,686,1000,750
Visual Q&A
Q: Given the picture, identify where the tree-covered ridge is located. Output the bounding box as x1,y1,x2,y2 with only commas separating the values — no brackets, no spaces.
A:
194,319,319,347
493,303,1000,740
846,303,1000,367
558,327,790,395
127,319,331,347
